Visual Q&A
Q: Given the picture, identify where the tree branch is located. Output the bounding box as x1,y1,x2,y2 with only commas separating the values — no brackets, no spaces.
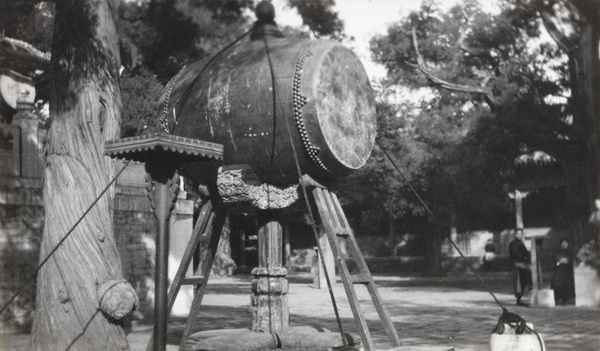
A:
539,6,579,53
457,31,497,64
411,26,496,108
0,36,51,66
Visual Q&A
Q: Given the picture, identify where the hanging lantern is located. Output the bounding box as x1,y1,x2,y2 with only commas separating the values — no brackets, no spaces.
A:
162,3,376,187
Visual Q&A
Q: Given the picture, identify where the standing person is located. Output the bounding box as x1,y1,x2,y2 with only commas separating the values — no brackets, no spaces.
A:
509,228,532,306
551,239,575,305
482,239,496,271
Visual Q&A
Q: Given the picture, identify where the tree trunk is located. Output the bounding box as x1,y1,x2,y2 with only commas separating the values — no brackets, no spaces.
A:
426,223,444,276
543,0,600,207
387,205,396,256
574,2,600,204
30,1,137,350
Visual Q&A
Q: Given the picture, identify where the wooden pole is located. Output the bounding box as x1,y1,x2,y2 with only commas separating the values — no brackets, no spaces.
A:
316,227,336,289
530,238,539,307
145,162,179,351
515,190,524,229
251,211,289,333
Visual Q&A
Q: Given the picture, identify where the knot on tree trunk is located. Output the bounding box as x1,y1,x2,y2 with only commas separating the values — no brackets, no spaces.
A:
97,279,138,321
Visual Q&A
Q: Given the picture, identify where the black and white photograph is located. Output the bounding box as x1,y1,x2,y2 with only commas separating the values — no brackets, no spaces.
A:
0,0,598,350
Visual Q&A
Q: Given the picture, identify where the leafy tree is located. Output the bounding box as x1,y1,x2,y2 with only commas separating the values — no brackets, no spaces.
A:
359,0,581,273
519,0,600,210
0,1,54,53
288,0,344,39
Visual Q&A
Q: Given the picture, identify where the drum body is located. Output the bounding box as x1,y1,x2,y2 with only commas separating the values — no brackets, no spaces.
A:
166,37,376,186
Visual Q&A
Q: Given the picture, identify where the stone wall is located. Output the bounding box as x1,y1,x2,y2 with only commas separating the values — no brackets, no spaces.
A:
0,177,43,333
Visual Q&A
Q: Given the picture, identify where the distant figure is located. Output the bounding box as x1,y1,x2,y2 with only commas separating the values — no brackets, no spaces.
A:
482,239,496,271
551,239,575,305
509,228,532,306
393,233,415,256
576,239,598,268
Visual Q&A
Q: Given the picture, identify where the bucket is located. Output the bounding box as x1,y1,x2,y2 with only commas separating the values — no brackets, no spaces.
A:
490,322,545,351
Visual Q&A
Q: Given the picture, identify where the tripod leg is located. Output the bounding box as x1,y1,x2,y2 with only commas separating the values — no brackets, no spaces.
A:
178,209,227,350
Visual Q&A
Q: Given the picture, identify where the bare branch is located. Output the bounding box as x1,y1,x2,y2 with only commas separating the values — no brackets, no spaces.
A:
0,36,51,66
411,26,496,107
539,7,579,53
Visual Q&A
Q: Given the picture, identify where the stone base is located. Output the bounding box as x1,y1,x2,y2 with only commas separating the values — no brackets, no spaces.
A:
184,326,360,351
574,264,600,308
533,289,555,307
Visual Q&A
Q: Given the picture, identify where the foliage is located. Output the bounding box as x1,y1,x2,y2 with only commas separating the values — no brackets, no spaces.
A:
360,0,577,232
116,0,346,137
0,1,54,52
288,0,344,40
120,66,165,137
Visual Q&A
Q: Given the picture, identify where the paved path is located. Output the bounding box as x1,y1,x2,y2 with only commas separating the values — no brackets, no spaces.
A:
2,272,599,350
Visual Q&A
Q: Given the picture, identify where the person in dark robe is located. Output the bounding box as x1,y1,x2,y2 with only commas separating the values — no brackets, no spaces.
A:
508,228,532,306
482,239,496,271
551,239,575,305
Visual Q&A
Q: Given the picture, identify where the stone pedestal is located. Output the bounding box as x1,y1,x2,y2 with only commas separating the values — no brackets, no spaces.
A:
574,263,600,307
251,211,289,333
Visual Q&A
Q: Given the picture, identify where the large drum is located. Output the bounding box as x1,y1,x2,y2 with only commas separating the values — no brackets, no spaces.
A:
164,33,376,187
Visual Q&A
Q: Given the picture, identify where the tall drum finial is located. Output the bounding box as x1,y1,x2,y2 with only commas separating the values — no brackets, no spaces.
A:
255,0,276,25
252,0,284,40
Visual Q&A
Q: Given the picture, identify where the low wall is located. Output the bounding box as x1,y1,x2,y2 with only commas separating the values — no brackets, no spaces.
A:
0,177,44,333
363,255,515,274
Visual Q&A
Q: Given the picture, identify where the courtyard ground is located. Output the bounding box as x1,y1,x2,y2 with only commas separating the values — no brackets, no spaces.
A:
1,271,599,350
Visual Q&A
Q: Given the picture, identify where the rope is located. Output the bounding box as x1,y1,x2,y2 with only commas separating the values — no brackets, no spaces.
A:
0,159,132,317
377,140,546,349
261,35,348,346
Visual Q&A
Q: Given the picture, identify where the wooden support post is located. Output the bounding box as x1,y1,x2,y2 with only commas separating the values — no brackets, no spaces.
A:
515,190,525,229
105,133,224,351
251,211,289,333
524,228,551,307
145,161,179,351
529,237,539,306
315,226,336,289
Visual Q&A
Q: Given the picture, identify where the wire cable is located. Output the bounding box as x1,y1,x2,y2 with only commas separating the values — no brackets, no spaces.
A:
377,140,545,349
376,140,505,309
0,159,133,317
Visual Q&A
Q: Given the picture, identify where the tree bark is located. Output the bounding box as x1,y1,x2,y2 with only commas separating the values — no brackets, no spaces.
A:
388,204,396,256
30,1,137,350
538,0,600,208
570,1,600,204
426,223,444,276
